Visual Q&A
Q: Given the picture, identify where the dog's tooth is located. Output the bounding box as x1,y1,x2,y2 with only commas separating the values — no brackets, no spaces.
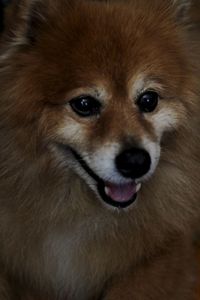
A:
105,186,109,196
136,183,142,193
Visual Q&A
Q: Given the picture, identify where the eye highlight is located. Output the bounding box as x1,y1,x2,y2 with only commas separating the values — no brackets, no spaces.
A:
69,96,102,117
137,91,159,113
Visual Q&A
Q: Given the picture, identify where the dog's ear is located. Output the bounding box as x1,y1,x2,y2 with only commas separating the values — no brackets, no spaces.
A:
15,0,54,45
25,0,49,45
0,0,49,45
5,0,74,46
172,0,192,23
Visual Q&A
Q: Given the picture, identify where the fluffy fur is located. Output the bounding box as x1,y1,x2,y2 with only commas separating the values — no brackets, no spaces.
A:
0,0,199,299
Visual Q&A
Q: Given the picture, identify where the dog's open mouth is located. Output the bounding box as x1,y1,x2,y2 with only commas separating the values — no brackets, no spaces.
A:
97,181,141,208
69,147,141,208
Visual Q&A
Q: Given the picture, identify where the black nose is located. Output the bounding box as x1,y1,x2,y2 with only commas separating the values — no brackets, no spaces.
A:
115,148,151,179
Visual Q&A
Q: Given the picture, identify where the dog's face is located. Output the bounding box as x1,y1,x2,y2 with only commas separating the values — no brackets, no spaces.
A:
1,0,193,209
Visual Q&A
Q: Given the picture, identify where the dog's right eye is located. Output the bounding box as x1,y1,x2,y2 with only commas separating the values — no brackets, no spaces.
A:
69,96,101,117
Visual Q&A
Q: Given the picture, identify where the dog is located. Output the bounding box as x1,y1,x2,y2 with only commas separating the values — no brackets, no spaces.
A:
0,0,199,299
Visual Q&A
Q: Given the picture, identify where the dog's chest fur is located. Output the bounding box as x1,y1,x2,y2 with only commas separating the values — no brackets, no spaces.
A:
38,216,136,300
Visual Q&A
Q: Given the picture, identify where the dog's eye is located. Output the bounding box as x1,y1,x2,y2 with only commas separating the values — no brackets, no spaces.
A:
69,96,101,117
137,91,159,113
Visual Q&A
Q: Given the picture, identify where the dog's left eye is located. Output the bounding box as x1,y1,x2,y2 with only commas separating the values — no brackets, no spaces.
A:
137,91,159,113
69,96,101,117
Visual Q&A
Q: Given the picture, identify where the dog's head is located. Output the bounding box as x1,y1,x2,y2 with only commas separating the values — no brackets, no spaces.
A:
0,0,198,210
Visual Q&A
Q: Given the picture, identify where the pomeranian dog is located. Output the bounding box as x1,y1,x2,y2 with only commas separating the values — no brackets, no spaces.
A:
0,0,199,299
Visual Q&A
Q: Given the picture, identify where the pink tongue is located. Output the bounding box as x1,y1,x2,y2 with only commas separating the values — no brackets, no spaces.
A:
105,182,137,202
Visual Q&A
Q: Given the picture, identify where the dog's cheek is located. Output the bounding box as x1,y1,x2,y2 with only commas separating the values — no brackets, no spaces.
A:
55,120,87,148
150,108,179,140
144,104,186,142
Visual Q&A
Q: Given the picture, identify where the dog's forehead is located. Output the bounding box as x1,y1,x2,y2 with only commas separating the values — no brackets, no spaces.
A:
20,0,188,106
57,6,164,59
35,2,180,93
39,3,169,58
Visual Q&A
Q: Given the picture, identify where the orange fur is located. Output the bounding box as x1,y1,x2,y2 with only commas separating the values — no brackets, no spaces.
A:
0,1,199,299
